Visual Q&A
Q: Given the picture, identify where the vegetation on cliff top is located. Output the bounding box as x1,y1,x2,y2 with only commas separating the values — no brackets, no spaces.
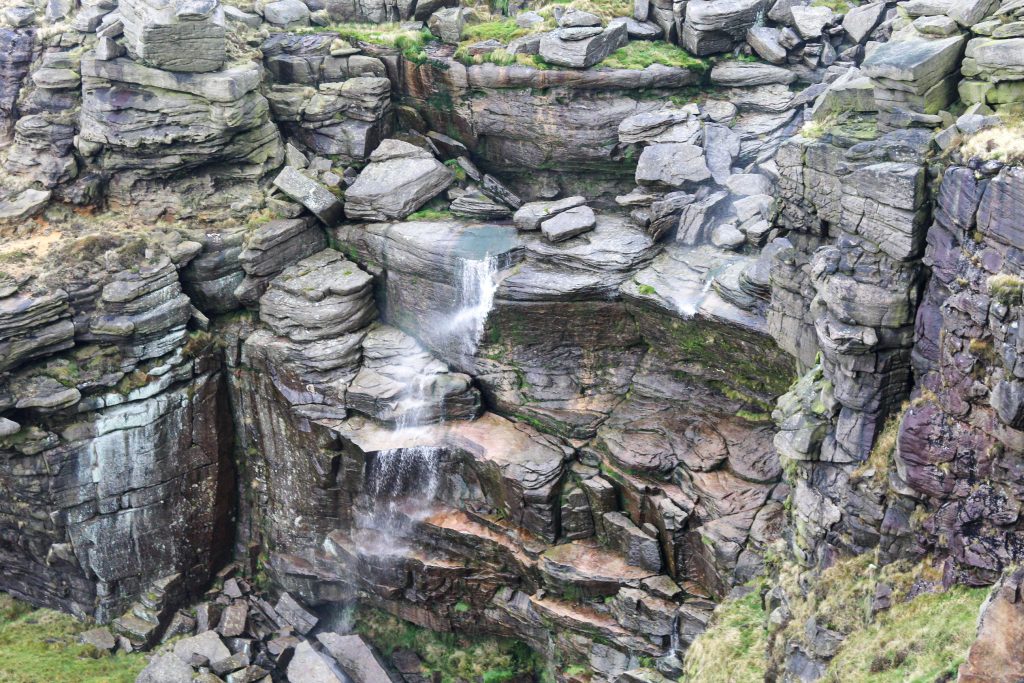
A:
0,594,147,683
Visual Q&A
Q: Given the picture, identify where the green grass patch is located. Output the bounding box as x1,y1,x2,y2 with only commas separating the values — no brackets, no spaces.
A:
297,23,436,63
683,580,768,683
0,593,147,683
462,18,532,43
989,272,1024,306
810,0,860,12
406,207,455,221
353,605,544,683
825,584,987,681
599,41,709,71
535,0,632,22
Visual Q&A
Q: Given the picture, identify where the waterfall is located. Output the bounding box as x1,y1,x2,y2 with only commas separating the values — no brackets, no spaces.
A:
362,443,444,535
359,242,509,542
670,612,681,654
445,254,501,358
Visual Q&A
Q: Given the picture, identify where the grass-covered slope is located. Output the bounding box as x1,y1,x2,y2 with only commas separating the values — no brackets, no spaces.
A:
0,594,147,683
683,555,989,682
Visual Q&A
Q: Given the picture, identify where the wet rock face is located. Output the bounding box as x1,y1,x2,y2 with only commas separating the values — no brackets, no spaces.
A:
0,247,235,622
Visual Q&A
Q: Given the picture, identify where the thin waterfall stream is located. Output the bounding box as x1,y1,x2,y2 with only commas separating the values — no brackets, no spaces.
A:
360,247,506,541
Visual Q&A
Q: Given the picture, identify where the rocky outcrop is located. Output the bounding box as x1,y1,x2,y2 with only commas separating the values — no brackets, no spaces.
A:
0,241,234,623
120,0,227,73
344,140,453,220
79,57,282,218
959,567,1024,682
0,28,36,144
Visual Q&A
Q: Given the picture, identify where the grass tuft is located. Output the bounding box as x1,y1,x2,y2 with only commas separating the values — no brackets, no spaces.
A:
988,272,1024,306
683,580,768,683
960,115,1024,165
599,41,709,71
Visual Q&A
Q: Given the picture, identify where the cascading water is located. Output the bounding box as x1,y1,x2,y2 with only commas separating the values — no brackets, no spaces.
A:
445,254,501,358
360,257,499,537
359,229,514,542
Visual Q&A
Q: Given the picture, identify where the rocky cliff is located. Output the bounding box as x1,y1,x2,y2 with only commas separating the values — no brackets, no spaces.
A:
2,0,1024,681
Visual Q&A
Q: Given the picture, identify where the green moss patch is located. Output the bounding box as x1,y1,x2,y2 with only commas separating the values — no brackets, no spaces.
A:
0,593,147,683
353,605,545,683
599,41,709,71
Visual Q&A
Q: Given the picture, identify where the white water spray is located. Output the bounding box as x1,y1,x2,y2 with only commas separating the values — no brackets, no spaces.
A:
445,255,501,357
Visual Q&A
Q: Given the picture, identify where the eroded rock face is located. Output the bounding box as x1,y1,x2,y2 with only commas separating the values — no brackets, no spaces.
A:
0,28,35,143
0,247,235,623
120,0,227,73
79,57,282,218
959,568,1024,683
7,2,1024,680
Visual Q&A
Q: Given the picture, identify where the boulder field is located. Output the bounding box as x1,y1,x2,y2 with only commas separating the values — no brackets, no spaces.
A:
2,0,1024,681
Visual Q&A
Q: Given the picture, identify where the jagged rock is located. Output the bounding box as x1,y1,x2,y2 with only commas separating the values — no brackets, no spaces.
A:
539,21,627,68
703,124,741,186
260,250,376,342
635,143,710,188
287,641,345,683
137,653,194,683
481,174,522,209
618,109,692,144
514,196,587,230
682,0,763,56
710,62,797,87
861,34,966,92
746,26,787,64
712,224,745,250
726,173,772,197
560,8,602,27
0,289,74,372
541,205,597,243
120,0,227,73
603,512,662,572
274,593,319,635
625,19,662,40
0,28,34,143
317,633,399,683
0,188,50,221
264,0,311,27
173,631,231,665
450,192,512,219
236,216,327,306
79,57,282,217
81,627,118,651
949,0,998,28
273,167,344,225
959,568,1024,682
344,140,452,220
428,7,465,44
790,6,834,40
224,5,261,26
